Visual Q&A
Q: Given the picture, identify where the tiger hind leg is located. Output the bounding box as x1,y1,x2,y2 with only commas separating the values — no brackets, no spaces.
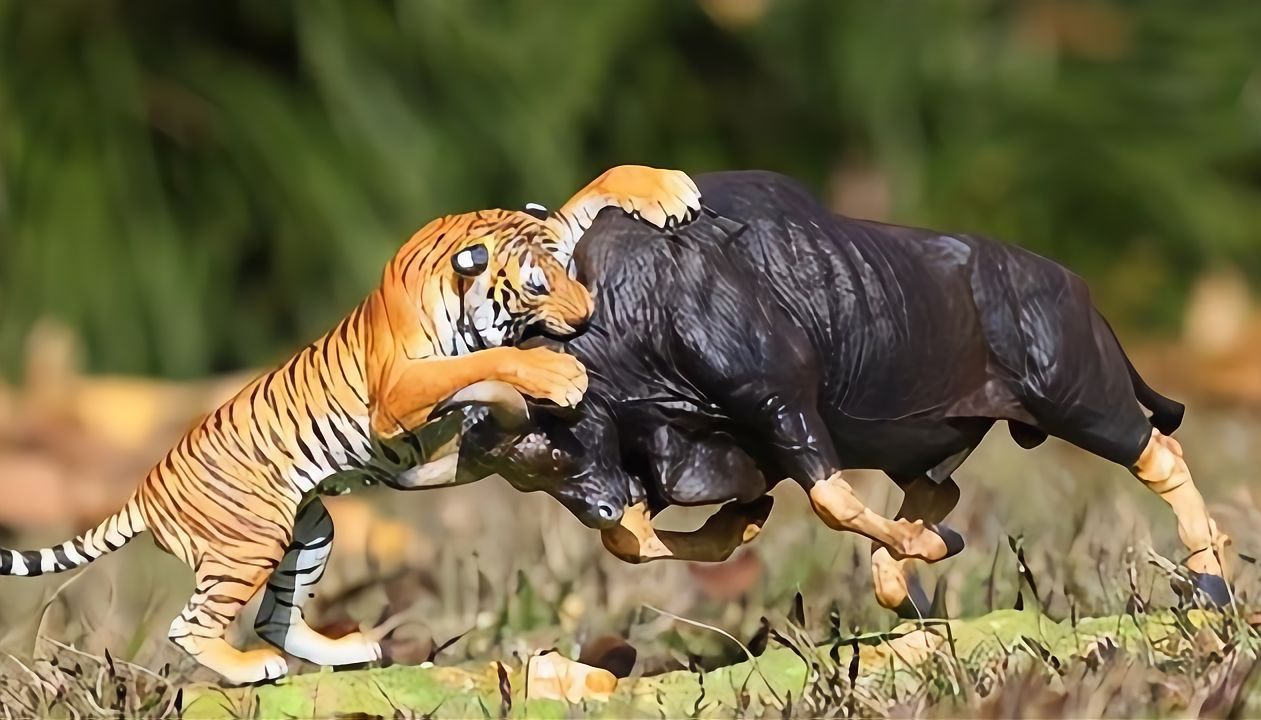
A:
254,498,382,666
168,552,289,685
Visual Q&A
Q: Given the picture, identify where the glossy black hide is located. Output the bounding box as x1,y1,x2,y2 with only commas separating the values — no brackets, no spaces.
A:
462,171,1182,528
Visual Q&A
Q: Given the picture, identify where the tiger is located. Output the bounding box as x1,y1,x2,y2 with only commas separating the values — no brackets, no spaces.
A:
0,165,702,684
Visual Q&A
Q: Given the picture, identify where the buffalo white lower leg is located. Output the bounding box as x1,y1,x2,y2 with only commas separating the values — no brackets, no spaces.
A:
870,476,960,611
808,472,957,562
600,499,771,564
1131,430,1230,579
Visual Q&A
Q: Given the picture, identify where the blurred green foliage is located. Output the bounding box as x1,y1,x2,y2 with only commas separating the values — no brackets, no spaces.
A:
2,0,1259,378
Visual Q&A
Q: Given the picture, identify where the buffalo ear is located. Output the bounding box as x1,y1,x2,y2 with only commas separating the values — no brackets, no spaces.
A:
451,243,489,277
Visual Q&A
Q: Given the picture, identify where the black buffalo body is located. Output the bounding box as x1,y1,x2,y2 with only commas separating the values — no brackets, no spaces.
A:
461,171,1181,530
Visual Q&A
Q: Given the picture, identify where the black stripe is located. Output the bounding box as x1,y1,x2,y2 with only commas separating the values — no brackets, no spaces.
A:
199,605,234,623
299,533,334,551
404,229,451,279
180,614,214,629
249,379,266,416
270,595,298,609
203,428,256,476
52,545,72,569
244,479,297,526
252,440,272,466
236,394,274,463
288,461,316,488
266,425,289,458
20,551,43,576
378,441,401,465
291,426,322,470
261,365,278,403
285,353,301,388
278,393,320,469
158,483,229,547
197,511,257,545
0,551,12,574
306,411,342,470
232,399,271,463
324,416,355,461
197,574,254,590
278,563,325,577
205,594,250,607
184,437,212,467
335,320,369,405
319,332,336,376
266,579,297,593
198,474,278,534
440,279,463,353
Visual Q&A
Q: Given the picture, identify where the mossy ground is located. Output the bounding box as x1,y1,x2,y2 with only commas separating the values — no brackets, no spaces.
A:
180,609,1260,718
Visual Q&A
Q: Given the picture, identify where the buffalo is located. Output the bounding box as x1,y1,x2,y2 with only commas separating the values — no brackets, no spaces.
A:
444,170,1230,615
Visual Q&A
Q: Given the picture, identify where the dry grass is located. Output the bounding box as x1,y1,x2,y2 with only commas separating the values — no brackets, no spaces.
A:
0,405,1258,716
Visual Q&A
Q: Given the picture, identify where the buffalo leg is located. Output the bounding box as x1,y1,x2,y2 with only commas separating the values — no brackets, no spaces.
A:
600,497,773,564
808,473,962,562
1132,429,1231,603
714,392,953,563
750,403,960,562
870,476,961,615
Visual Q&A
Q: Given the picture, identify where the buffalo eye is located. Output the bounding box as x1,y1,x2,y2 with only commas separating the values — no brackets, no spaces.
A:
452,244,489,277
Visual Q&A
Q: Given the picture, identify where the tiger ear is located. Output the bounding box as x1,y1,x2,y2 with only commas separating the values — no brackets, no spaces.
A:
451,243,490,277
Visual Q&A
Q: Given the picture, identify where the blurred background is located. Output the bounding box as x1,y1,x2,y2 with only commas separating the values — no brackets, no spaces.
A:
1,0,1261,701
4,0,1261,379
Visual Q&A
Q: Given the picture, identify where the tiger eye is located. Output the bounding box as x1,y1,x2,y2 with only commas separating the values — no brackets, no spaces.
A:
452,244,490,277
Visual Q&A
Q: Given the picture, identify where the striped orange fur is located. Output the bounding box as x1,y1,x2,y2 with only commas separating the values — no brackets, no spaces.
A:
0,165,701,684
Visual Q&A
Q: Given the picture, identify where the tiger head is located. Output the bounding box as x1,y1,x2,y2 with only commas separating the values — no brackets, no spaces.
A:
388,207,594,353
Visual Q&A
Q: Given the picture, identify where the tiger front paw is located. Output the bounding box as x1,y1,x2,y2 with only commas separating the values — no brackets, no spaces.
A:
595,165,702,230
502,347,588,408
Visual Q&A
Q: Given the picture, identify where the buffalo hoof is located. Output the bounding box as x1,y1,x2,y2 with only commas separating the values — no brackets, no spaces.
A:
1187,572,1232,608
893,573,951,620
928,524,966,559
893,572,933,619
